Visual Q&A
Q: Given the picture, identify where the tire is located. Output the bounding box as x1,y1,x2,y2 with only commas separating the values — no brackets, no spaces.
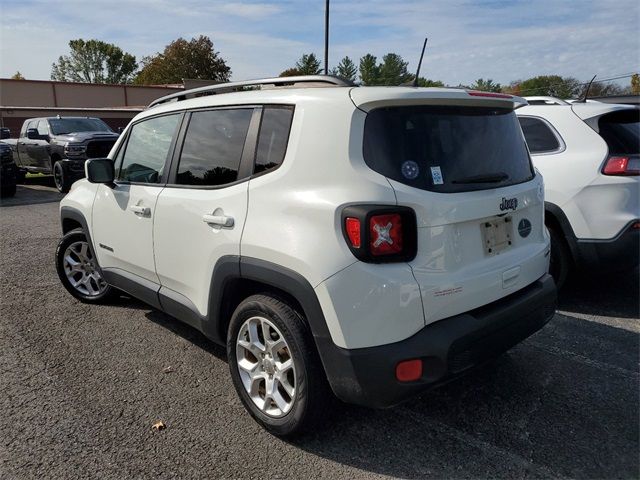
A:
0,183,16,198
227,294,332,436
55,228,115,303
15,169,26,184
548,226,571,289
53,160,71,193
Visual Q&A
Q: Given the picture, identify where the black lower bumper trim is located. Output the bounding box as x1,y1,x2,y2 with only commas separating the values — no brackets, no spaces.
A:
575,223,639,273
318,274,557,408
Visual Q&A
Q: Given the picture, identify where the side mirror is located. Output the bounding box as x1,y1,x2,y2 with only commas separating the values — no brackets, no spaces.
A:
86,158,115,185
0,128,10,139
26,128,39,140
117,127,125,134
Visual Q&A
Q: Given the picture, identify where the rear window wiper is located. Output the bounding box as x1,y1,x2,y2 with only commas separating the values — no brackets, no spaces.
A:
452,172,509,184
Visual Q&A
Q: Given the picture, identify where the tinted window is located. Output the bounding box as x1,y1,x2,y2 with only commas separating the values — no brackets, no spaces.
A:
49,118,113,135
37,120,49,136
118,114,181,183
518,117,561,153
254,107,294,174
598,109,639,155
177,109,252,186
363,106,534,193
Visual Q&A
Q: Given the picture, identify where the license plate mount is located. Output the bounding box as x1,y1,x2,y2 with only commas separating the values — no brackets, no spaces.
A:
482,217,513,256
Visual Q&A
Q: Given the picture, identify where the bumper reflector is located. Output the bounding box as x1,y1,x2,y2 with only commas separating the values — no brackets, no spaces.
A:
396,359,423,382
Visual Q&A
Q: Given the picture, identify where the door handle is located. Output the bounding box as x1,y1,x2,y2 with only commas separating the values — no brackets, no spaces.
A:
129,205,150,216
202,214,234,228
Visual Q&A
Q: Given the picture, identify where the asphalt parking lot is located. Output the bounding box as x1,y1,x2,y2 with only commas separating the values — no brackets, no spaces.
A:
1,183,638,479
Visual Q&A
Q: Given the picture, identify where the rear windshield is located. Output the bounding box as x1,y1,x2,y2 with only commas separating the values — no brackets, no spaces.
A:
363,106,534,193
598,109,639,155
49,118,113,135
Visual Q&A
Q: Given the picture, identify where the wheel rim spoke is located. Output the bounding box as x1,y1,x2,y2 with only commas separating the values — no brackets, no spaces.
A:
236,315,296,418
63,240,107,297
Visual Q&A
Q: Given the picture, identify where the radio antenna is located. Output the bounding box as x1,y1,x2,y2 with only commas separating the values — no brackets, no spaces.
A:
579,74,597,102
412,37,428,87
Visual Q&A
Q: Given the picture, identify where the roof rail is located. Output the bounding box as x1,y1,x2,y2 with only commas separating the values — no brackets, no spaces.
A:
524,96,570,106
148,75,356,108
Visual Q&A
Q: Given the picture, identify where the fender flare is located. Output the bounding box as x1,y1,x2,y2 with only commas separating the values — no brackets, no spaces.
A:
205,256,333,346
544,201,578,262
60,206,98,259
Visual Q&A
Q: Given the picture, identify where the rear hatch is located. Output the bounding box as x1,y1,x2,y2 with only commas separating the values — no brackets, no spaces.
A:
352,88,549,325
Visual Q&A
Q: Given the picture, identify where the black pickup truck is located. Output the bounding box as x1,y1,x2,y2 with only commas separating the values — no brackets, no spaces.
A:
3,117,119,192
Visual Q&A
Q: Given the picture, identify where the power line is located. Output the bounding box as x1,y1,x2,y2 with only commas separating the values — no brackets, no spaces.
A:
517,72,638,96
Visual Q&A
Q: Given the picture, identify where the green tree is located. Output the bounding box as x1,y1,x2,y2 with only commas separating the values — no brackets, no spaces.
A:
11,71,25,80
582,81,623,97
470,78,502,92
416,77,445,87
295,53,322,75
359,54,380,85
279,68,302,77
135,36,230,85
378,53,412,86
630,73,640,94
516,75,581,98
332,56,357,81
51,39,137,84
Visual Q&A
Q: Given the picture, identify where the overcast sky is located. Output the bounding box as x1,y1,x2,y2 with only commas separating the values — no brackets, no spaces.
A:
0,0,638,87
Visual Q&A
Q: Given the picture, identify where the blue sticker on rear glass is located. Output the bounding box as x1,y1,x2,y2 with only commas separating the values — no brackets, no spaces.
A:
401,161,419,180
430,166,444,185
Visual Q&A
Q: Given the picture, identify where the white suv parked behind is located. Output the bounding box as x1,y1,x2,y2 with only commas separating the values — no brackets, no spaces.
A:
517,98,639,287
56,76,556,435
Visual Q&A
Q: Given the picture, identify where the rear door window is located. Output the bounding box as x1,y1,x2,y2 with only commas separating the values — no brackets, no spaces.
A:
518,116,562,154
254,107,294,174
363,106,534,193
598,109,640,155
176,108,253,186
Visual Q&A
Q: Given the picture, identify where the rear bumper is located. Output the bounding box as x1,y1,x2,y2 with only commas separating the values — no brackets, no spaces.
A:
318,274,556,408
575,221,639,273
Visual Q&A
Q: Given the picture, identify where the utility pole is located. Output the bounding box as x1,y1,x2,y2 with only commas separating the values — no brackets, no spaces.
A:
324,0,329,75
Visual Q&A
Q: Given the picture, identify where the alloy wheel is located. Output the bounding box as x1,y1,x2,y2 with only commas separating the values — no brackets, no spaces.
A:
236,316,297,417
62,241,107,296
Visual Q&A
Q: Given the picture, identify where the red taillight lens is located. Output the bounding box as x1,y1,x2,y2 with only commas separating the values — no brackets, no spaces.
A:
466,90,513,99
602,156,640,176
345,217,361,248
369,213,403,256
396,359,423,382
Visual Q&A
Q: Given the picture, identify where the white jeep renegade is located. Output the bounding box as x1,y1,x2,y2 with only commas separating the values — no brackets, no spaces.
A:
56,76,556,436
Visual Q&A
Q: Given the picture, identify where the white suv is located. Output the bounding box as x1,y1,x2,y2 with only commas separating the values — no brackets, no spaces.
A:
55,76,556,435
517,98,639,287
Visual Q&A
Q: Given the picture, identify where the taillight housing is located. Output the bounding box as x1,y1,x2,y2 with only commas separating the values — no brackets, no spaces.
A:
602,156,640,176
341,205,417,263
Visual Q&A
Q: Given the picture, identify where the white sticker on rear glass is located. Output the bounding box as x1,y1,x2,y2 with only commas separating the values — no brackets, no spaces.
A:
430,166,444,185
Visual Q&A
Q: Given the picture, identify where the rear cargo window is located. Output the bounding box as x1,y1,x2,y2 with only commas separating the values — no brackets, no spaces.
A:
598,110,639,155
518,116,562,154
363,106,534,193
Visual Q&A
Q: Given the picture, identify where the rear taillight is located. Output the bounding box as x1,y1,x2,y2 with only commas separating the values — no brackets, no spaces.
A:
602,156,640,176
369,213,403,256
466,90,513,99
345,217,361,248
342,206,417,263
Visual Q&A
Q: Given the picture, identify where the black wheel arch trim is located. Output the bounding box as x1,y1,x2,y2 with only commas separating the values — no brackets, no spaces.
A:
59,206,100,270
544,201,578,262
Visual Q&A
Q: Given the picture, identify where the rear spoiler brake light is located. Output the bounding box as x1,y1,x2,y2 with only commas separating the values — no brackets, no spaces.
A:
466,90,513,99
